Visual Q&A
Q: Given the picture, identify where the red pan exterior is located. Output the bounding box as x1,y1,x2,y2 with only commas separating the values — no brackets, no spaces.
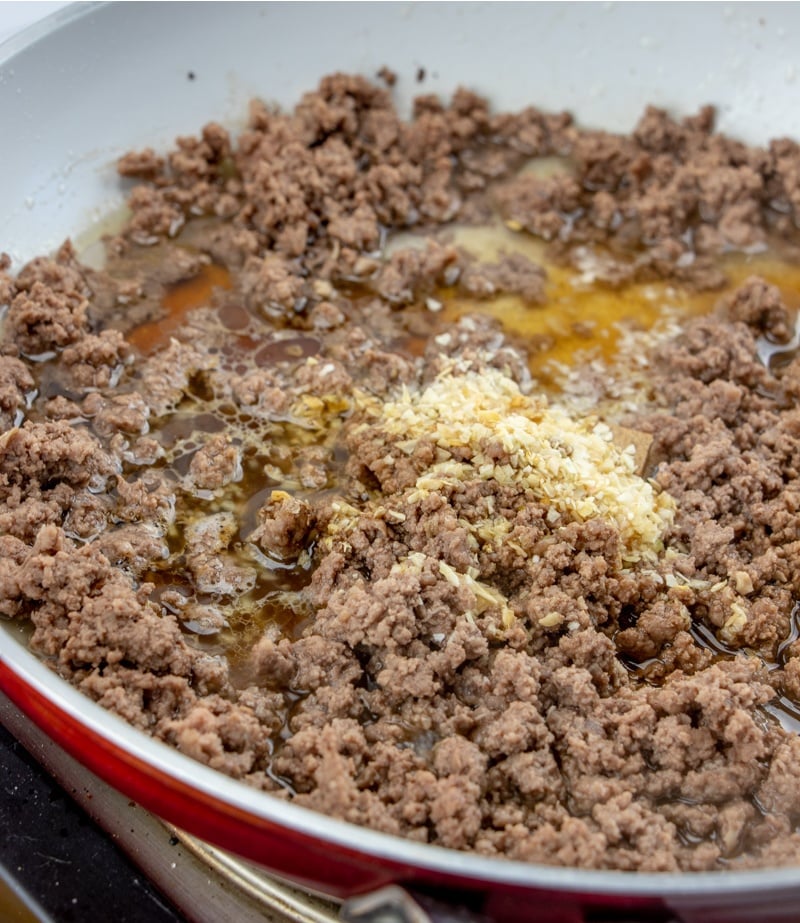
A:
6,660,800,922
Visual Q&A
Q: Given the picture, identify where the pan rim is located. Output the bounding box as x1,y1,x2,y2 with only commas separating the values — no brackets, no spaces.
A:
2,638,799,898
2,0,800,902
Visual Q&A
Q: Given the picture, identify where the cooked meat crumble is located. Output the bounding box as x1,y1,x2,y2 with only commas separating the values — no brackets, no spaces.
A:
4,73,800,871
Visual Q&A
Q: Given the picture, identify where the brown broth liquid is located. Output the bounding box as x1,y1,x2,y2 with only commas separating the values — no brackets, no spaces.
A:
441,224,800,381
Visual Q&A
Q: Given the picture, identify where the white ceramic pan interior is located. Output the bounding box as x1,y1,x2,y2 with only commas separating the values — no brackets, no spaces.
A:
2,2,800,913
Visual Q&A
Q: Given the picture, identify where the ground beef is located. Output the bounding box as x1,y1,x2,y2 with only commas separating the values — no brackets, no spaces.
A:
5,282,89,355
61,329,131,390
187,433,242,491
139,337,217,416
250,491,313,560
0,356,34,430
81,391,150,437
373,241,460,305
184,512,256,596
458,251,546,304
4,73,800,874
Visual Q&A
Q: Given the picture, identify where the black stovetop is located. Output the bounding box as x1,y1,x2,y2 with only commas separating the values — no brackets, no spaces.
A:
0,719,183,923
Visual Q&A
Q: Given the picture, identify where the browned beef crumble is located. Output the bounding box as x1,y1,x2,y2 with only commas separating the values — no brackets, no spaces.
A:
3,73,800,871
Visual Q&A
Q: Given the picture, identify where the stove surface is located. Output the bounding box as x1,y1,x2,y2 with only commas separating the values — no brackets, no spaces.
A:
0,700,183,923
0,691,341,923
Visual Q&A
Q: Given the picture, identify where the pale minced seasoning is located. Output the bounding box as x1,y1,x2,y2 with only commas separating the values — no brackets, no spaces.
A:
4,74,800,871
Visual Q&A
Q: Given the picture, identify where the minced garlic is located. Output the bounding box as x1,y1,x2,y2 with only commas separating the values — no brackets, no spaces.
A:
720,601,749,644
377,367,674,562
318,366,676,636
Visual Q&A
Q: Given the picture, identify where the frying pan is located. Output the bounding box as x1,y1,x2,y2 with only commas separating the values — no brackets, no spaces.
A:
2,4,800,921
